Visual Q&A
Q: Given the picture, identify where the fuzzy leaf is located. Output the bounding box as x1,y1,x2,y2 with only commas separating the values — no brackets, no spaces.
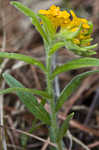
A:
88,21,93,34
80,38,93,45
0,87,50,99
59,24,82,40
3,73,50,125
56,112,74,142
11,1,47,41
80,44,97,51
48,42,65,56
38,14,55,40
0,52,46,72
55,70,99,112
51,57,99,79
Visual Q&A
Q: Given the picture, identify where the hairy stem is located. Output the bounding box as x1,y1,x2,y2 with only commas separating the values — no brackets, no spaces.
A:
45,46,63,150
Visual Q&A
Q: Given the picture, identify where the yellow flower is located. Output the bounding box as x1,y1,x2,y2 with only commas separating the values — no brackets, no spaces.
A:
39,5,92,47
39,5,70,30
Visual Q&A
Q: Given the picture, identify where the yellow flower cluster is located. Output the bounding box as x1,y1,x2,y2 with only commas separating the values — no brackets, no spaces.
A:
39,5,91,47
39,5,70,29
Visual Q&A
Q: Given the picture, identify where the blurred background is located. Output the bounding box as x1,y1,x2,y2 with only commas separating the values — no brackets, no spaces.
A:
0,0,99,150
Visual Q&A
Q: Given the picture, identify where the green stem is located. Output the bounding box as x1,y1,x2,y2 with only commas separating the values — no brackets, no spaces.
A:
45,46,63,150
46,55,57,140
57,141,63,150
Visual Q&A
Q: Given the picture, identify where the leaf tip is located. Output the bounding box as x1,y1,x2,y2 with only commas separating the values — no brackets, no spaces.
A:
10,1,17,6
10,1,21,8
70,112,74,118
2,72,8,78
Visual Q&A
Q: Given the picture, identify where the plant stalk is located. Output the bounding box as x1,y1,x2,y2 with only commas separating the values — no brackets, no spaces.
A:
46,46,63,150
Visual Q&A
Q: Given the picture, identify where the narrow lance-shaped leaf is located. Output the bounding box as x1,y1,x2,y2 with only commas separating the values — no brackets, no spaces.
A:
80,38,93,45
0,87,50,99
38,14,55,40
3,73,50,125
80,44,97,51
56,112,74,142
0,52,46,72
65,40,97,52
58,24,82,40
51,57,99,79
11,1,48,41
88,21,93,34
48,42,65,56
64,40,97,56
55,70,99,112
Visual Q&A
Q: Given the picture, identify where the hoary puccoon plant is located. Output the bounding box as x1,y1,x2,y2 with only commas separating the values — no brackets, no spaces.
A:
1,2,99,150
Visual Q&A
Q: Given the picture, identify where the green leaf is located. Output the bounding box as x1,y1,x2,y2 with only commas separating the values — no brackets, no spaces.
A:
80,38,93,45
56,112,74,142
65,40,80,51
88,21,93,34
11,1,47,41
64,39,97,56
55,70,99,112
0,87,50,99
65,40,97,52
48,42,65,56
0,52,46,72
51,57,99,79
38,14,55,40
11,1,35,18
3,72,50,125
80,44,97,51
59,24,82,40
